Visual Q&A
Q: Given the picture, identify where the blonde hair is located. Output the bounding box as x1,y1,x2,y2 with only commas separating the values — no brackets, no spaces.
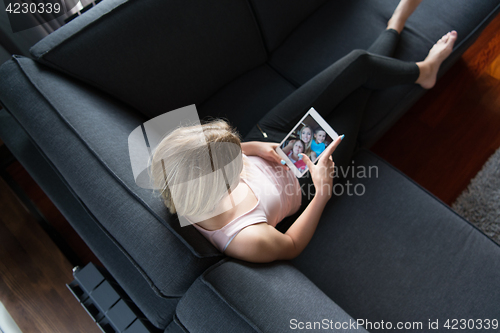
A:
149,119,243,216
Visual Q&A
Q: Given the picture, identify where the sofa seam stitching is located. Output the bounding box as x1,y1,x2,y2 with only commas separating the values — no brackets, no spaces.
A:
244,0,271,58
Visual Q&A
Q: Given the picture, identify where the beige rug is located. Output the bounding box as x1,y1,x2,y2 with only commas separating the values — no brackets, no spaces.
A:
452,147,500,245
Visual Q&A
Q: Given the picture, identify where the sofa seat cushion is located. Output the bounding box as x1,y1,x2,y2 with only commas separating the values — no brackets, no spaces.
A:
268,0,500,146
198,63,296,137
292,149,500,328
176,259,368,332
0,57,222,298
30,0,268,119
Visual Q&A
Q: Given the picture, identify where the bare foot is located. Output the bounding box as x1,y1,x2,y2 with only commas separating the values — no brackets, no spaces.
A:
416,31,458,89
387,0,423,33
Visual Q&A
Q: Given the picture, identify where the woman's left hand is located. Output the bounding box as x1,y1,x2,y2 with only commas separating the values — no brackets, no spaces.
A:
241,141,285,166
257,142,283,165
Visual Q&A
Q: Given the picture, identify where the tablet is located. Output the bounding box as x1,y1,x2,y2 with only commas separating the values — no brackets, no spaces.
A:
276,107,339,178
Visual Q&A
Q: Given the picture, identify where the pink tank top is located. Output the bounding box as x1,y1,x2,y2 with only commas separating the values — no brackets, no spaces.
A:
192,155,302,252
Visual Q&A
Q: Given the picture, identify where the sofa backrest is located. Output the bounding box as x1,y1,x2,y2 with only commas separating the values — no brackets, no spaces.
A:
248,0,328,52
30,0,268,120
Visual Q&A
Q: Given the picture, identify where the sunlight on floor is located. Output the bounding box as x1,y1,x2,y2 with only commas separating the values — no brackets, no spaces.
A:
487,54,500,80
0,302,22,333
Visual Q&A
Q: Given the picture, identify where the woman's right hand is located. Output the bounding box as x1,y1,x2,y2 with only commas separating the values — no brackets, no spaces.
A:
300,135,343,202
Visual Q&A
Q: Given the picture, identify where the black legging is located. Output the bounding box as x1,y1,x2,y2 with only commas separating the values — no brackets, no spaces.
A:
243,29,419,172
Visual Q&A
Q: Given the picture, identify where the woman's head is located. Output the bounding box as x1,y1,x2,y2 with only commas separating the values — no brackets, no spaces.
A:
292,140,305,155
314,129,326,144
150,119,243,217
299,126,312,144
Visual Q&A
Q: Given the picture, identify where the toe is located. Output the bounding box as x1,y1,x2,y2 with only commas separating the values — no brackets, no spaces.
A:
446,32,457,45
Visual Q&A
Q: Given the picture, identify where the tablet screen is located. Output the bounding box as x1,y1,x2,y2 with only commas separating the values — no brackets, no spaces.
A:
277,108,338,177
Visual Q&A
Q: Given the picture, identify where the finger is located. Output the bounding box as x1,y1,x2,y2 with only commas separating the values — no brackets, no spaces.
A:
320,135,344,162
326,156,334,169
299,153,313,169
329,161,335,177
270,150,284,165
270,143,285,165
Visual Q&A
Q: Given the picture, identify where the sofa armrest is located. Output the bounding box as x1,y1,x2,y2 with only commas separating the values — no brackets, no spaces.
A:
175,259,368,332
0,56,222,327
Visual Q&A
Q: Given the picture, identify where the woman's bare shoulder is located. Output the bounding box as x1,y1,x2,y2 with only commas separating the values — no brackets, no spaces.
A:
224,223,295,263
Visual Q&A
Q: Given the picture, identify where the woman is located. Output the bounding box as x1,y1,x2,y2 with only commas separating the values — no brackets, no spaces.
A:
150,0,457,263
282,126,317,161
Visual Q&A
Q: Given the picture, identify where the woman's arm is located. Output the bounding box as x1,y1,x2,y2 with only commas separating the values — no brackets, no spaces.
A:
225,136,343,263
240,141,260,156
241,141,283,165
225,194,329,263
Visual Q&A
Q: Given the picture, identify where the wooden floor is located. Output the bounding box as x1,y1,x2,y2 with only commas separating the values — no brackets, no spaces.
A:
4,160,101,267
0,11,499,333
0,176,100,333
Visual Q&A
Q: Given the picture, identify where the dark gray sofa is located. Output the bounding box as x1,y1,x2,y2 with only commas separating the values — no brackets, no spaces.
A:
1,0,500,332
